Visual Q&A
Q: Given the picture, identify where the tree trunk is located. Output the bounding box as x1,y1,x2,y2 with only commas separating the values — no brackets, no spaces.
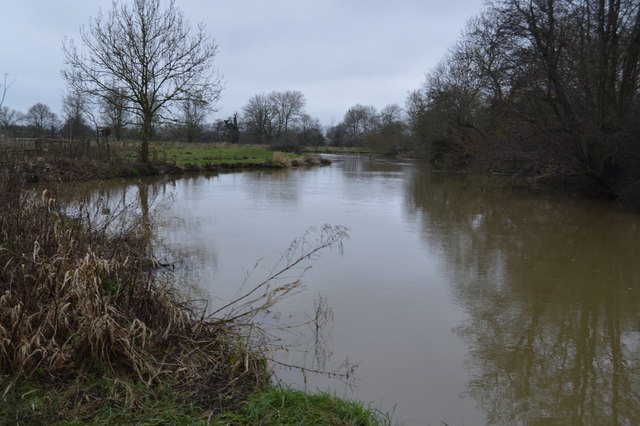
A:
140,114,152,163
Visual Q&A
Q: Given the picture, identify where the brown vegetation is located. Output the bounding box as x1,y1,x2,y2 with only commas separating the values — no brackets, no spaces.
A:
0,172,269,417
0,139,148,182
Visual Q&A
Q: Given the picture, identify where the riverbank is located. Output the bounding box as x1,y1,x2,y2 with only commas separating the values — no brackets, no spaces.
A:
0,165,386,424
0,140,331,183
303,146,374,155
382,145,640,212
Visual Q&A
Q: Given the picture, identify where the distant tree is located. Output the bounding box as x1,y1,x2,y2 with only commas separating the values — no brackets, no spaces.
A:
271,90,306,138
379,104,403,127
241,91,309,145
61,91,93,140
0,107,22,137
242,94,276,144
364,104,411,155
297,114,325,146
222,113,240,143
25,103,57,138
179,99,209,142
341,104,379,146
100,86,130,141
63,0,222,162
326,123,347,147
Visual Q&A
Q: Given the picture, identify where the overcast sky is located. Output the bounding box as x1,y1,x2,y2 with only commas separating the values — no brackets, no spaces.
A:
1,0,485,126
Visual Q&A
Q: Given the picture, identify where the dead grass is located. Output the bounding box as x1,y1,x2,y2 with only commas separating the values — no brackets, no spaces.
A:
271,151,292,167
0,171,270,417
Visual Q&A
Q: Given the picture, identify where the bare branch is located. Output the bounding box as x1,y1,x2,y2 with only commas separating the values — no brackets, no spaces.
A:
62,0,223,162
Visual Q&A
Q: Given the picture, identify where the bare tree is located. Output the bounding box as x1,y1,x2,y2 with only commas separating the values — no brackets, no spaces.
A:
63,0,222,162
100,86,130,140
241,91,307,144
271,90,306,138
0,107,22,137
341,104,379,146
379,104,404,128
178,99,209,142
298,114,325,146
326,123,347,147
408,0,640,206
61,90,93,140
242,93,276,144
25,103,58,138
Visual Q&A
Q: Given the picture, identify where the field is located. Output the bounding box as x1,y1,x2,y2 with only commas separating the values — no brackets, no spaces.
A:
149,142,303,169
0,139,330,182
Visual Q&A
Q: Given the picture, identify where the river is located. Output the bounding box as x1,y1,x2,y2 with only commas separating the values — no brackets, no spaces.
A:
61,154,640,425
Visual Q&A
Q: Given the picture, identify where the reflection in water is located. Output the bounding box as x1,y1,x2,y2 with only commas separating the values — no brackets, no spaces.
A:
55,176,219,301
52,156,640,424
244,169,300,205
407,166,640,424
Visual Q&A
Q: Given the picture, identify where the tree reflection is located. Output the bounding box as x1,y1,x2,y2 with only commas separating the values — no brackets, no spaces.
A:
54,176,217,302
406,165,640,424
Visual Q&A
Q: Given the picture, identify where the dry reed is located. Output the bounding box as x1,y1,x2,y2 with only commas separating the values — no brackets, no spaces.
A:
271,151,292,167
0,172,268,413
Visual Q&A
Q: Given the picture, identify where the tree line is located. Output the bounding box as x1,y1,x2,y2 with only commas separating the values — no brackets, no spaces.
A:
2,0,638,206
406,0,640,206
0,90,325,150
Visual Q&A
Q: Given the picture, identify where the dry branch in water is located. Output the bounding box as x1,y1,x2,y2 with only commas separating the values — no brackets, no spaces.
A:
215,224,348,323
209,225,359,387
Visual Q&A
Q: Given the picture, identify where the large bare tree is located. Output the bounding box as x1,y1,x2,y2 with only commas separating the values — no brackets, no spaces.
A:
63,0,222,162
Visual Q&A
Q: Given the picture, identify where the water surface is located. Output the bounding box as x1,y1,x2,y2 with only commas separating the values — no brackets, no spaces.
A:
62,155,640,425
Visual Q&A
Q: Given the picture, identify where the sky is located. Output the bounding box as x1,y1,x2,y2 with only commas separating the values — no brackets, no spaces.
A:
1,0,486,127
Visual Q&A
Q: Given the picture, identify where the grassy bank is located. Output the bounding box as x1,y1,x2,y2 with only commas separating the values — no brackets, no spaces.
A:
0,140,330,183
151,142,329,170
3,381,389,425
303,146,374,155
213,389,389,425
0,172,385,424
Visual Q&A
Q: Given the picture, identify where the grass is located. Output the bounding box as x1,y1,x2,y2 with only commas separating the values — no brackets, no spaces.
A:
303,146,374,155
148,142,327,171
0,139,330,183
213,389,391,425
1,377,206,425
2,381,390,425
152,143,290,166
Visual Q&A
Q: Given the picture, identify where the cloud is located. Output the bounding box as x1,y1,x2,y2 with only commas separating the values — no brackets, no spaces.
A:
1,0,484,125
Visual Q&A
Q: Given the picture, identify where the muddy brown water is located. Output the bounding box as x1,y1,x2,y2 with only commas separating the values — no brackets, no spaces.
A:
59,154,640,425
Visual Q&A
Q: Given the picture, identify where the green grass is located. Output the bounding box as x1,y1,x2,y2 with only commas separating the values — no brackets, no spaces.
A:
147,142,301,169
303,146,374,155
212,389,391,426
2,380,390,426
1,377,206,425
